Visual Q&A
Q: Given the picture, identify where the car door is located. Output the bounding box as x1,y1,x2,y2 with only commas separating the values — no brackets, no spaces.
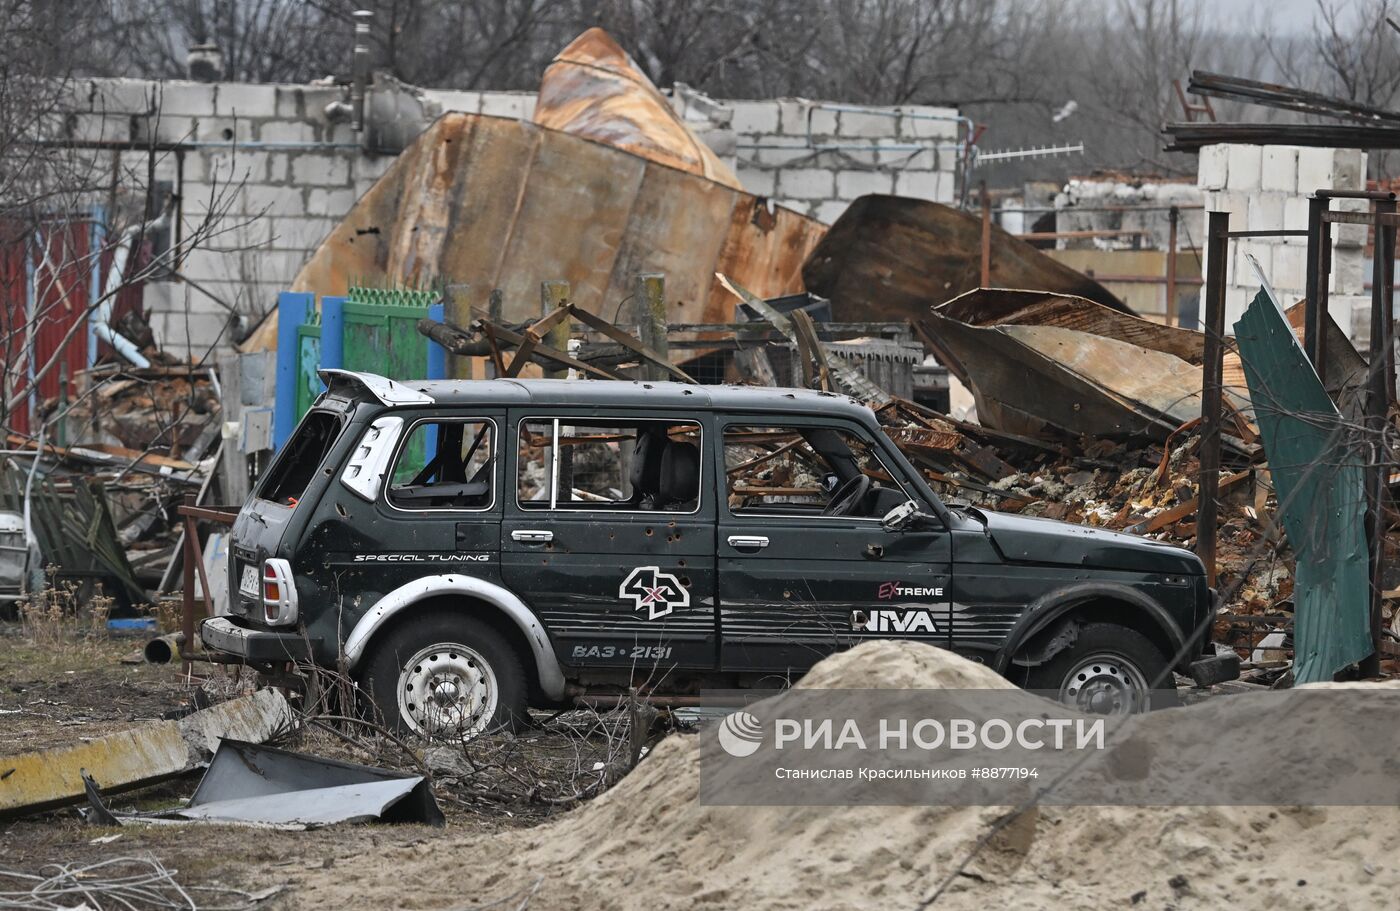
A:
305,409,505,648
715,417,952,674
500,410,717,672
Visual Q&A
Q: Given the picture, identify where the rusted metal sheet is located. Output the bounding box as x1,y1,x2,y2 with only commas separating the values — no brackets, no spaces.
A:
533,28,741,190
937,288,1202,363
242,114,824,352
925,288,1250,444
802,195,1132,321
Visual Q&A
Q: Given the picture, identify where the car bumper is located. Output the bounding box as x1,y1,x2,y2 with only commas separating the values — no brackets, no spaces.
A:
201,616,319,663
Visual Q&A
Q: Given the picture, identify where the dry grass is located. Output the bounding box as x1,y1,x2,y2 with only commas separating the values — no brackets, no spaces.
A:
17,570,115,658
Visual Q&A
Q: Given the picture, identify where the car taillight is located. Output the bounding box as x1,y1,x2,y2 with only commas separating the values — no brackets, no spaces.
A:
260,558,298,626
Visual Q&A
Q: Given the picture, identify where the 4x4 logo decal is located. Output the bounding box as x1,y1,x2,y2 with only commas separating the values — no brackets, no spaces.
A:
619,566,689,620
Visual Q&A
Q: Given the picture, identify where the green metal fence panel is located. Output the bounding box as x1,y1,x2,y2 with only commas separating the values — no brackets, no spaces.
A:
1234,287,1372,683
295,319,322,422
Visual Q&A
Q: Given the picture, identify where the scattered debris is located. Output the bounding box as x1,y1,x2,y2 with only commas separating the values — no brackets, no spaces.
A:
83,739,444,829
0,689,292,818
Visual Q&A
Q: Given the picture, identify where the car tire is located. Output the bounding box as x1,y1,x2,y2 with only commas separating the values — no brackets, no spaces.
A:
362,612,528,739
1022,622,1179,714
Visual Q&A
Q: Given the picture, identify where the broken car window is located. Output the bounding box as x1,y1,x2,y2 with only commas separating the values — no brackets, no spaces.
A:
723,424,903,519
258,410,343,506
517,419,701,511
388,420,494,510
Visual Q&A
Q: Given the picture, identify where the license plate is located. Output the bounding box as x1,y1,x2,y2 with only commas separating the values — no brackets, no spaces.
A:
239,564,259,598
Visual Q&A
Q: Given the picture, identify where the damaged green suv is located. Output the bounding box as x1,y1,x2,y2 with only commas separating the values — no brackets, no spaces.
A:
202,370,1237,736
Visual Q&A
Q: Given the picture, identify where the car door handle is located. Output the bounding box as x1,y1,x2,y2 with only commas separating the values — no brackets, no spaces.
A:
727,535,769,550
511,530,554,543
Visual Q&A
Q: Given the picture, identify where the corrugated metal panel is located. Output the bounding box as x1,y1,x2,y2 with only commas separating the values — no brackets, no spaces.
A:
1233,287,1371,683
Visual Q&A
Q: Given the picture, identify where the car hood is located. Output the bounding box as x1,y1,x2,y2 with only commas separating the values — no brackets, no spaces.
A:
974,509,1205,575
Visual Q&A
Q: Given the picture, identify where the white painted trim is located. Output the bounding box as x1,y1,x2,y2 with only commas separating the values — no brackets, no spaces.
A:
341,574,565,700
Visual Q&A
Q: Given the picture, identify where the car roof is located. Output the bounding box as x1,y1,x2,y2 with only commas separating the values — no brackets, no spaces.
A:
322,370,876,422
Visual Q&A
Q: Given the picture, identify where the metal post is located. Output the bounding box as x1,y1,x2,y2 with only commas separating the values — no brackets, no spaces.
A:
634,273,667,382
979,181,991,287
1303,195,1325,376
1196,210,1230,586
1166,206,1179,326
541,281,570,380
1362,198,1397,677
181,493,196,676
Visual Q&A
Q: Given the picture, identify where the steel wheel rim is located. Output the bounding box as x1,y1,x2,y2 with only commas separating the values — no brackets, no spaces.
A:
397,642,498,738
1060,652,1150,715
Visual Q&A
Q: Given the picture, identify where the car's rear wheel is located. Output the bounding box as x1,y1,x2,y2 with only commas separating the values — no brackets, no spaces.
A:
362,612,527,739
1022,622,1178,714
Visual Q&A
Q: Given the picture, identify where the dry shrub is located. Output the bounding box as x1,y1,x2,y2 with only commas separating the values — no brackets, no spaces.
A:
18,567,113,653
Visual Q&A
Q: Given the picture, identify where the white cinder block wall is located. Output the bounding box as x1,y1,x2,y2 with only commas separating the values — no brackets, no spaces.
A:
62,79,961,358
1197,143,1368,336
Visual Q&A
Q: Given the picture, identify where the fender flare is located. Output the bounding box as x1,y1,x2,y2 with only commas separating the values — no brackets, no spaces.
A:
342,574,566,701
991,581,1187,675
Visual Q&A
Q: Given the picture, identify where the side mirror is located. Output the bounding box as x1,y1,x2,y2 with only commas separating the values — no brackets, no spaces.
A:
881,500,923,532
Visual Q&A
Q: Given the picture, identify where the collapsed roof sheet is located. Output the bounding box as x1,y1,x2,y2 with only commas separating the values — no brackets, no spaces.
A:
802,195,1132,321
924,288,1247,444
533,28,742,189
242,113,824,350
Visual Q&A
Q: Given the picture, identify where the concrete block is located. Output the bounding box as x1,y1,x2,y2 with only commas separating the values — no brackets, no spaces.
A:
138,113,198,144
154,81,217,116
1281,195,1311,246
808,106,838,135
777,167,834,198
178,247,242,284
1331,148,1365,189
839,110,894,138
1334,249,1368,295
778,101,810,136
813,200,850,224
1270,242,1308,293
729,100,780,135
1295,146,1329,192
194,116,255,143
736,166,776,197
290,153,351,186
1205,189,1249,229
431,90,483,114
1225,145,1262,191
63,112,124,143
306,187,357,216
242,249,309,283
1196,144,1229,190
91,78,156,115
1333,196,1369,248
243,183,306,217
268,216,333,251
256,120,319,143
1247,191,1285,233
1235,241,1271,286
1261,146,1298,192
894,169,942,201
275,87,304,119
755,137,816,167
899,109,959,140
214,82,278,117
836,169,894,198
479,92,534,119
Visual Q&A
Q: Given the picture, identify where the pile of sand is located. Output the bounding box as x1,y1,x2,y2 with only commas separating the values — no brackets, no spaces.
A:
296,642,1400,910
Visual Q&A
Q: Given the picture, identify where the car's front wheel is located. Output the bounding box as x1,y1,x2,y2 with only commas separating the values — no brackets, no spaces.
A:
1022,622,1178,714
362,612,527,739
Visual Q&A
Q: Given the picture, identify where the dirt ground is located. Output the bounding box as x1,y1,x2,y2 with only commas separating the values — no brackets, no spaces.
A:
0,619,625,908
